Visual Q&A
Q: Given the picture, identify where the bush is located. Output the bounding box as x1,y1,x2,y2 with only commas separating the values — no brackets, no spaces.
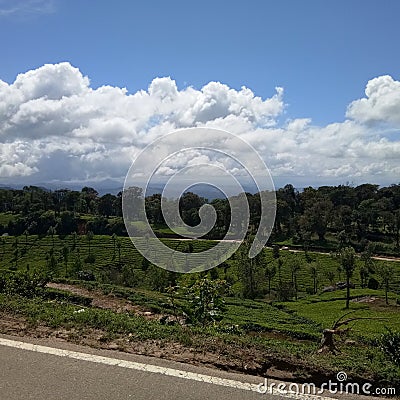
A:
0,270,49,297
84,254,96,264
380,328,400,366
276,282,296,301
367,277,379,290
76,270,96,281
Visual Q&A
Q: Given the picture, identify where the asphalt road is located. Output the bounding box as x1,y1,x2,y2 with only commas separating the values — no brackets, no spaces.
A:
0,336,277,400
0,335,385,400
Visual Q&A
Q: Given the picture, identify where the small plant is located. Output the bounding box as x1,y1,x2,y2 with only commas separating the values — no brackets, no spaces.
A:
77,270,96,281
380,328,400,366
182,277,228,327
84,253,96,264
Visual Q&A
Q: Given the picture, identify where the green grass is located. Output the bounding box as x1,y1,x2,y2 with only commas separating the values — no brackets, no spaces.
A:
280,290,400,341
1,233,400,388
0,212,18,226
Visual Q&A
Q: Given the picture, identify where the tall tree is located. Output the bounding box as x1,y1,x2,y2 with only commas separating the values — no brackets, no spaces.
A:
62,244,69,277
309,263,318,294
290,258,301,300
339,247,356,309
377,264,395,305
237,238,264,299
265,264,277,297
86,230,94,256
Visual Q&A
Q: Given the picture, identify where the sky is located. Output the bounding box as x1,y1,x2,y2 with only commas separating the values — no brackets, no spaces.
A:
0,0,400,189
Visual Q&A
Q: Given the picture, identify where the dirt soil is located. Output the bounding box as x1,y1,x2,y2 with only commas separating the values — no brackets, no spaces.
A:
0,283,333,385
47,283,161,319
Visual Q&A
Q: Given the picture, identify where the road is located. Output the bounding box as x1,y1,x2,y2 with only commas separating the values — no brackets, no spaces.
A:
0,335,383,400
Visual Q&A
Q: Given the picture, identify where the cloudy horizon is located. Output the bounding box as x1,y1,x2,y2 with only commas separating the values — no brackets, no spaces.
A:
0,62,399,190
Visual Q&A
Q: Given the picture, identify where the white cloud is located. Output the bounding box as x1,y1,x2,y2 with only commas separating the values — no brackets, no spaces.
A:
0,62,399,187
0,0,55,17
346,75,400,126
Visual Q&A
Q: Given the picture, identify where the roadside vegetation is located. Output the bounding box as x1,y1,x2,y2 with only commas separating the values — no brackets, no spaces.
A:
0,184,399,391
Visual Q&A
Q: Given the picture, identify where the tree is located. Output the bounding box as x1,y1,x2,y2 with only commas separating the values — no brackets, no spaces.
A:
319,311,384,354
116,239,122,264
359,244,375,288
62,244,69,277
237,238,264,299
290,258,301,300
359,265,369,289
265,264,276,296
309,263,318,294
47,226,56,249
98,193,116,217
339,247,356,309
12,237,19,269
86,230,94,256
272,244,280,260
183,277,228,326
111,233,117,260
325,270,336,286
23,229,29,248
377,264,395,305
71,231,77,251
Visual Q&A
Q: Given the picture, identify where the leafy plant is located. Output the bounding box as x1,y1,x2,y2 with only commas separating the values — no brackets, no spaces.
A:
0,270,49,297
380,328,400,366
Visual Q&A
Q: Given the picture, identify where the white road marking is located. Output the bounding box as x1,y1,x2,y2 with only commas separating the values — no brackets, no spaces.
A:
0,337,336,400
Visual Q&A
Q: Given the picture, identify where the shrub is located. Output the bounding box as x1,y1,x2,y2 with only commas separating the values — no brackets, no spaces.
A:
76,270,96,281
276,282,296,301
367,277,379,290
84,254,96,264
0,270,49,297
380,328,400,366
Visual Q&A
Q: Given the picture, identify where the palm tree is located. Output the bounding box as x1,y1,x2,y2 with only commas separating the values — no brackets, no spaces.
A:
0,238,5,260
62,244,69,277
377,264,395,305
116,239,122,264
309,263,318,294
325,270,336,286
12,237,19,269
339,247,356,309
290,259,301,300
23,229,29,248
265,264,277,297
71,231,77,251
111,233,117,260
47,226,56,249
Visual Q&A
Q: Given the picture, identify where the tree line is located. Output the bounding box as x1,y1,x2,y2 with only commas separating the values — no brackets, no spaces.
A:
1,183,400,254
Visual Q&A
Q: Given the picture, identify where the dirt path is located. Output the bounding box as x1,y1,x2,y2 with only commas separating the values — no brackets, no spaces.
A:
280,247,400,262
46,283,160,319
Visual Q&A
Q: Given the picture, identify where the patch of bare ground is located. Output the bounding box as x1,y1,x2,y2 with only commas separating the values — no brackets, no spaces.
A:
0,311,303,381
352,296,379,303
352,296,399,309
46,283,162,320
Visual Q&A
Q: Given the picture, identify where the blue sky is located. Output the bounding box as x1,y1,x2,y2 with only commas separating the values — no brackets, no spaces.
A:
2,0,400,124
0,0,400,188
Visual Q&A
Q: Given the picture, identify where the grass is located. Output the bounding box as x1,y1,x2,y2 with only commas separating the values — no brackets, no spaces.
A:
0,212,18,226
0,233,400,389
0,286,399,389
280,290,400,341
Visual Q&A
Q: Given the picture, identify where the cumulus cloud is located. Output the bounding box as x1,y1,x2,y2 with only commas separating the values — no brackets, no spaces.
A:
0,62,399,188
346,75,400,126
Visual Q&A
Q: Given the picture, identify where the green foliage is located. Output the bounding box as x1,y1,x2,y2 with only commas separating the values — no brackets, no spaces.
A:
380,328,400,366
84,253,96,264
0,270,49,297
178,277,228,326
